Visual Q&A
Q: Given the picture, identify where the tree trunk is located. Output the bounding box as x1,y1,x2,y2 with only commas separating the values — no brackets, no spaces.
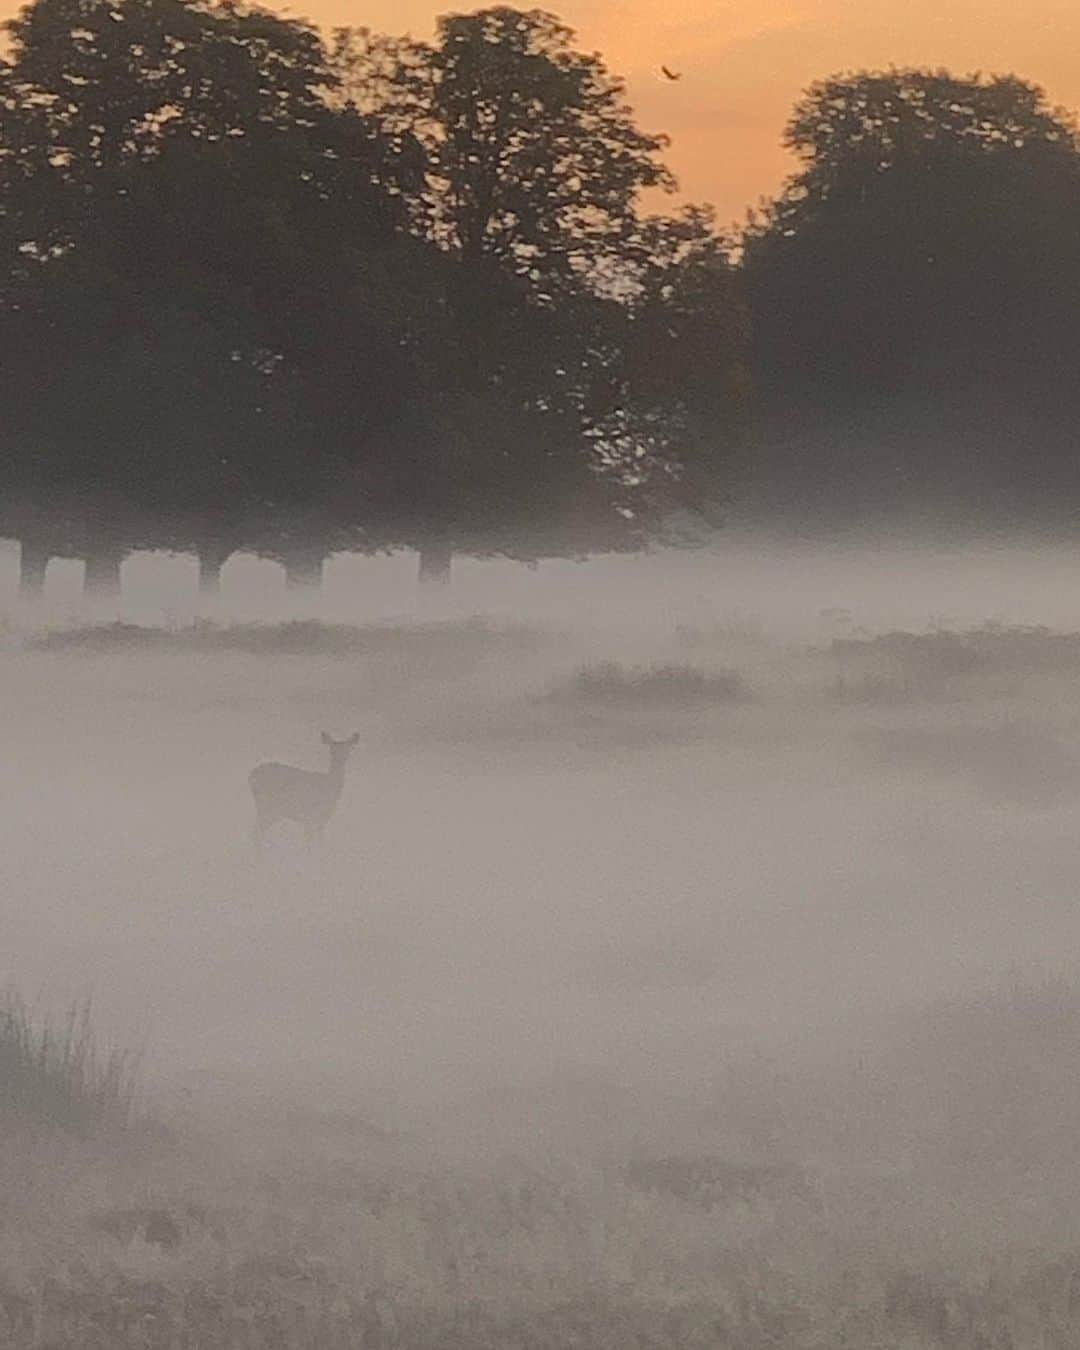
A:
197,546,232,601
18,540,49,601
418,539,452,587
84,548,122,602
283,552,324,592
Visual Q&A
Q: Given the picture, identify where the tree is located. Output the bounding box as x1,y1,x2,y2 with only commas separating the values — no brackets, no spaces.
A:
0,0,417,594
588,208,750,539
743,69,1080,521
332,8,672,288
334,7,745,581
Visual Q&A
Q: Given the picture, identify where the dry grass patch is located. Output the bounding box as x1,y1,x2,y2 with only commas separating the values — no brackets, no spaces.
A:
552,661,750,706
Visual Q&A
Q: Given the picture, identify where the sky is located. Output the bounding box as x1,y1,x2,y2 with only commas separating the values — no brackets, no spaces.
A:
256,0,1080,226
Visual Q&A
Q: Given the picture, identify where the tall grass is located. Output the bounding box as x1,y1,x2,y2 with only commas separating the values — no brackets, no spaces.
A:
0,989,141,1132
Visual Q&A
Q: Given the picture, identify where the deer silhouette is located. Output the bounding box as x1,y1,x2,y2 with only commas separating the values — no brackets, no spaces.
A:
249,731,359,851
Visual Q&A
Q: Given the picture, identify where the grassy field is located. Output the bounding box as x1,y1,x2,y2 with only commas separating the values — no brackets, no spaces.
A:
3,613,1080,1346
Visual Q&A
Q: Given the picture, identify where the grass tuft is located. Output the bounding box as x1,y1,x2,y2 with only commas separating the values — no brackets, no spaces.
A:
0,989,141,1134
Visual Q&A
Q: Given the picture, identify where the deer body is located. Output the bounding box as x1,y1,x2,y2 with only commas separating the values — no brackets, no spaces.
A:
250,732,359,850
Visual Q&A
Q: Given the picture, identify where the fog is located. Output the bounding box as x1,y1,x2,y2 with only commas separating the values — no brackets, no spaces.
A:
8,534,1080,1106
8,531,1080,1342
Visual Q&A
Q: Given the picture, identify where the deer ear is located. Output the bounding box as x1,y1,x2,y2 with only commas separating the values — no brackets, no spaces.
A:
321,731,332,746
350,732,360,746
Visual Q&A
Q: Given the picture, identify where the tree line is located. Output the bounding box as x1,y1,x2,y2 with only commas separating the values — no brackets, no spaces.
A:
2,0,1078,603
0,0,746,599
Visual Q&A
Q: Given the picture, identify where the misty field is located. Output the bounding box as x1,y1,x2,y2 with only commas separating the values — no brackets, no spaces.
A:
6,545,1080,1347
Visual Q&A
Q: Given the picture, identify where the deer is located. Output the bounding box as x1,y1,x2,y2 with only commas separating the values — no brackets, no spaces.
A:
249,731,360,852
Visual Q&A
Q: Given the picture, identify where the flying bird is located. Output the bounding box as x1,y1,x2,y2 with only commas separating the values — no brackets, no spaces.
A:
661,65,682,81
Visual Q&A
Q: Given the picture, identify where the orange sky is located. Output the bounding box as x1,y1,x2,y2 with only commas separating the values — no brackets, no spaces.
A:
263,0,1080,225
4,0,1077,223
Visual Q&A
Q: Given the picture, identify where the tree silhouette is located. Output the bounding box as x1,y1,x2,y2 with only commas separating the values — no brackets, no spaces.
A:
744,69,1080,522
334,6,744,582
0,0,748,599
0,0,415,596
334,8,672,287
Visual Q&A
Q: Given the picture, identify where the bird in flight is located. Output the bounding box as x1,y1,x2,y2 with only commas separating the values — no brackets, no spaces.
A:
661,65,682,81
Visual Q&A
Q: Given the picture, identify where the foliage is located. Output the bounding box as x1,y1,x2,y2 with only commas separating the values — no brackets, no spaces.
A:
742,68,1080,520
332,7,747,561
338,7,674,291
0,0,413,558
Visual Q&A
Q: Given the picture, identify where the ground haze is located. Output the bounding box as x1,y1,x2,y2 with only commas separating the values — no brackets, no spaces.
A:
4,536,1080,1347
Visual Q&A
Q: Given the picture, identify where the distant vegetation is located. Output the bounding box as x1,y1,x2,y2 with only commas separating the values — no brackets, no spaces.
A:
556,660,749,705
828,622,1080,702
27,617,546,658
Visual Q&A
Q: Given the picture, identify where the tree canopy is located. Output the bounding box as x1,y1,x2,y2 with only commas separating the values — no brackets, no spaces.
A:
331,7,745,575
746,69,1080,402
0,0,423,572
742,68,1080,520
